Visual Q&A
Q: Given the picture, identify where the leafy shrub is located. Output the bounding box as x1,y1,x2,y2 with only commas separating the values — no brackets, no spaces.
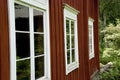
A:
100,21,120,79
100,60,120,80
100,48,120,64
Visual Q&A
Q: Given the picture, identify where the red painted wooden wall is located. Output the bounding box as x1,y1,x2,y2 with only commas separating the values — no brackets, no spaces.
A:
49,0,85,80
49,0,99,80
0,0,10,80
88,0,100,76
0,0,99,80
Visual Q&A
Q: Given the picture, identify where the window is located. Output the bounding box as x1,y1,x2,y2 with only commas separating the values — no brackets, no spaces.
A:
8,0,50,80
64,4,79,74
88,17,94,59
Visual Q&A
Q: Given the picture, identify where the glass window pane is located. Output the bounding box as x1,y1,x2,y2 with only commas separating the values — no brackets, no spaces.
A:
15,3,29,31
89,25,94,54
35,56,44,79
72,49,75,62
17,59,30,80
89,37,92,44
67,50,70,64
89,30,92,35
66,35,70,49
34,34,44,56
71,21,74,34
89,25,92,34
71,35,75,48
66,20,70,34
16,33,30,59
34,9,44,32
89,44,93,53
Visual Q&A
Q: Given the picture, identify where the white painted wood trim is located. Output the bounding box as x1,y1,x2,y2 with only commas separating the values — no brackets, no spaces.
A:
64,6,79,75
8,0,51,80
30,8,35,80
63,3,80,15
15,0,48,10
45,0,51,79
89,17,94,22
8,0,16,80
88,17,95,59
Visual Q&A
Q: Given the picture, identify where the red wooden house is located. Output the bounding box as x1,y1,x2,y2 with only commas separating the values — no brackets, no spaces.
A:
0,0,99,80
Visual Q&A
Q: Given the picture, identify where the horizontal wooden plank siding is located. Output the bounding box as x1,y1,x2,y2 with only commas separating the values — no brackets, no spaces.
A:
0,0,10,80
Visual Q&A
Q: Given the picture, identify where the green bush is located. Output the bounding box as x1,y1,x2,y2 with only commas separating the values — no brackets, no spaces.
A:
100,60,120,80
100,48,120,64
100,48,120,80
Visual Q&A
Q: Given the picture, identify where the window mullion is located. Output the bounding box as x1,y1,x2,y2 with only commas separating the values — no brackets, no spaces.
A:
91,26,93,54
70,20,72,64
92,25,94,54
30,8,35,80
43,11,47,77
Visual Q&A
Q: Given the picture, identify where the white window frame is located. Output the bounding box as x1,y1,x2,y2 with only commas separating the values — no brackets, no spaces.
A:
63,4,79,75
8,0,51,80
88,17,95,59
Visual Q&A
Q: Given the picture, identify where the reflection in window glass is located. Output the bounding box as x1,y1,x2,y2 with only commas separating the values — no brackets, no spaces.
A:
66,19,76,65
88,19,94,59
89,25,93,54
66,20,70,34
16,33,30,59
15,3,29,31
34,9,44,32
35,56,44,79
71,21,74,34
89,26,92,34
17,59,30,80
89,44,92,53
72,49,75,62
66,35,70,49
67,50,70,64
15,3,47,80
34,9,45,79
34,34,44,56
72,36,75,48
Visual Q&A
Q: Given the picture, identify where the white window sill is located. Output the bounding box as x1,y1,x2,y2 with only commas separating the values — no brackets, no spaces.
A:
66,61,79,75
36,77,49,80
89,53,95,59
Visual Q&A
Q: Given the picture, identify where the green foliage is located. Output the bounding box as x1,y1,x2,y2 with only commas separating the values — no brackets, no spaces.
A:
100,60,120,80
99,0,120,50
100,48,120,80
100,20,120,79
102,21,120,49
99,0,120,26
99,0,120,79
100,20,120,63
17,60,30,80
100,48,120,64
